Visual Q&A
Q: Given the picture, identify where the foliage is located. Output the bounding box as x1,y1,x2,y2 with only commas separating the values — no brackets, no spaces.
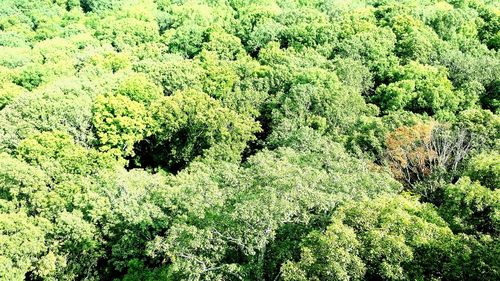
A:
385,122,473,189
373,62,461,117
331,194,461,280
0,212,52,281
440,177,499,235
92,94,150,157
145,89,260,169
281,220,366,281
465,151,500,190
281,194,483,280
0,86,94,152
0,0,498,280
455,108,500,149
115,73,163,104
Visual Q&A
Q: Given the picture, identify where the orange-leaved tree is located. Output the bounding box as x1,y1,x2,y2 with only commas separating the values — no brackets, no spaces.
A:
385,122,474,189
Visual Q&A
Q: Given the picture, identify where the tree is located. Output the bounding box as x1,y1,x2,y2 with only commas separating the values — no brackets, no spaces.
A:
277,7,334,52
235,2,284,54
384,122,473,192
0,153,49,212
92,94,150,157
13,131,121,279
0,47,40,69
424,2,478,42
95,15,159,52
80,0,123,13
455,109,500,149
158,1,226,58
145,89,260,170
134,54,205,95
440,177,499,235
332,57,373,95
373,62,461,117
202,30,246,61
333,194,459,280
388,14,441,64
346,116,387,160
476,2,500,50
197,50,269,117
280,192,488,281
0,82,25,110
267,66,375,144
116,73,163,104
465,152,500,190
0,212,53,281
281,220,366,281
17,131,116,179
0,86,94,152
334,26,399,83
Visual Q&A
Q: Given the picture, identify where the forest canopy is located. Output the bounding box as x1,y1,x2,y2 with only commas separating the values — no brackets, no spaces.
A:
0,0,499,280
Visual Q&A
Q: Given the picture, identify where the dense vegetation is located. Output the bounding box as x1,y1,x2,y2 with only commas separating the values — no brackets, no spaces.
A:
0,0,499,280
